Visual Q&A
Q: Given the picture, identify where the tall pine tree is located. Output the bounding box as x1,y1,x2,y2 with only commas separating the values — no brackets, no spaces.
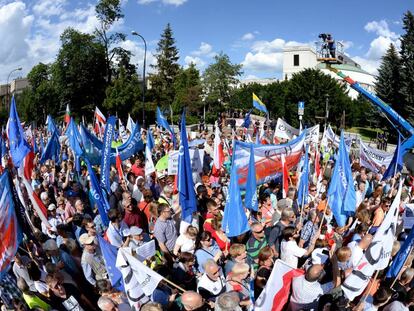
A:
150,23,180,109
375,44,403,117
400,10,414,124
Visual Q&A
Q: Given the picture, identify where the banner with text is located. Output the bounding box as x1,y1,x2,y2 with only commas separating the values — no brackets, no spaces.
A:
359,139,393,173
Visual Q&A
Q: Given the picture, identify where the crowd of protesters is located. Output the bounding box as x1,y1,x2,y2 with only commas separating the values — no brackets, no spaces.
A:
0,113,414,311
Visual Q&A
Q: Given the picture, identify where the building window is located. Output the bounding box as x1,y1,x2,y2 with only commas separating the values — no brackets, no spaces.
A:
293,54,299,66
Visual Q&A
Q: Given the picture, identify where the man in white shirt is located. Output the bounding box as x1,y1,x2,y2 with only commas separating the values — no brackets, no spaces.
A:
290,264,334,311
280,226,317,268
197,259,226,302
349,234,373,268
106,209,129,248
355,181,366,208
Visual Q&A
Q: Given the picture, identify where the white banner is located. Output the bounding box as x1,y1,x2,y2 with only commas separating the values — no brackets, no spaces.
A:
359,140,393,173
403,204,414,229
305,124,320,144
167,149,204,175
274,118,299,140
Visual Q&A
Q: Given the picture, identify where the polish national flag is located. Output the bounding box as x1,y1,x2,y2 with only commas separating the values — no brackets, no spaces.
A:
281,154,289,198
255,260,304,311
95,107,106,124
213,126,224,173
64,104,70,125
115,148,124,181
315,148,321,178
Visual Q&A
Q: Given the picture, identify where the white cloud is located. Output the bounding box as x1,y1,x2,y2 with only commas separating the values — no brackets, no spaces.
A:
242,32,255,41
191,42,214,57
138,0,187,6
0,2,33,64
242,52,283,72
33,0,66,17
364,20,398,39
242,38,306,73
350,20,400,75
184,55,205,68
119,39,157,73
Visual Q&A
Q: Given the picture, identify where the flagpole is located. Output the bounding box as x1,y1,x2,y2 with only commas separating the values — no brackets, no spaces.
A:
162,276,186,292
357,270,380,307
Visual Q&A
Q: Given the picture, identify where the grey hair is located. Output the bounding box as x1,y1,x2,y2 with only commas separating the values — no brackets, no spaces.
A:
97,296,115,311
215,292,242,311
281,207,294,221
204,258,218,271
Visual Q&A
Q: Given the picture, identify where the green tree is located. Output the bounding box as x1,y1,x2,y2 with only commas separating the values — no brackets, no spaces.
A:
149,23,180,108
400,10,414,124
95,0,125,85
20,63,59,123
285,68,352,128
103,67,141,120
172,63,202,116
202,52,243,117
53,28,107,119
375,44,403,118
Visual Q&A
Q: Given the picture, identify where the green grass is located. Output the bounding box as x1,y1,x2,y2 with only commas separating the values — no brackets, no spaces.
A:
345,127,381,141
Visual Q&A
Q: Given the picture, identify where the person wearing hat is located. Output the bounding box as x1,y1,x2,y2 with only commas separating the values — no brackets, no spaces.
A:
41,204,63,239
122,226,145,251
43,239,80,277
79,233,108,286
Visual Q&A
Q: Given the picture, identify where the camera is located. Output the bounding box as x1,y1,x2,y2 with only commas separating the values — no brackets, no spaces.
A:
318,33,328,41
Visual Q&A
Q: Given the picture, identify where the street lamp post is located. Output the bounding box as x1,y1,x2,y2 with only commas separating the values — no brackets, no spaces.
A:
131,31,147,128
6,67,22,111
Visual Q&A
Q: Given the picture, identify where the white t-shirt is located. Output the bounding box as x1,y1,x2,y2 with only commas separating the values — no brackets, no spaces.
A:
175,234,196,254
383,301,409,311
281,240,307,268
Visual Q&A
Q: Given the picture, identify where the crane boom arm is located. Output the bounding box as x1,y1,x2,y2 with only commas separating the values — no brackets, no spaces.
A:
327,65,414,136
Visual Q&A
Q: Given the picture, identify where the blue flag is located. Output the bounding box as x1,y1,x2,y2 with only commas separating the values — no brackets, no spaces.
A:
222,162,250,237
245,144,258,211
0,136,7,161
7,96,30,167
66,118,84,157
147,128,155,151
386,225,414,279
382,135,403,181
33,136,38,154
297,145,310,206
97,236,124,291
100,116,117,194
84,157,110,227
46,115,60,136
328,131,356,227
242,109,252,129
156,107,177,148
178,110,197,223
40,130,61,164
39,133,45,154
0,171,23,280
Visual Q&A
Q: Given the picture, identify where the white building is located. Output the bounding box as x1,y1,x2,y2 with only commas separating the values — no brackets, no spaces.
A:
282,45,375,99
239,77,279,86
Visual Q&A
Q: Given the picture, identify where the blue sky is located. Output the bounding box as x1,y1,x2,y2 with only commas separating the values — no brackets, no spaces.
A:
0,0,413,82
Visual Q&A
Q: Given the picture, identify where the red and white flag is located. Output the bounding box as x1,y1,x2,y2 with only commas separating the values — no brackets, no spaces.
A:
95,107,106,124
115,148,124,181
64,104,70,125
281,154,289,198
255,260,304,311
314,148,320,178
212,126,224,175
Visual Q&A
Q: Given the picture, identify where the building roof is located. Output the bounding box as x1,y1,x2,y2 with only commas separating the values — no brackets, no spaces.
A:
317,62,372,76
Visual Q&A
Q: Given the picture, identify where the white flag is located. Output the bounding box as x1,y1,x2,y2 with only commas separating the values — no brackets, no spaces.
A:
116,248,162,308
145,144,155,176
118,119,128,143
342,181,402,300
127,114,135,133
274,118,299,140
359,139,393,173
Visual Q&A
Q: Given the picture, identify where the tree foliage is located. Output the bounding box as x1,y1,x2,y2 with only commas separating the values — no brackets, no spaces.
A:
53,28,107,118
172,63,202,115
149,23,180,108
95,0,125,85
400,10,414,124
202,52,243,118
375,44,403,118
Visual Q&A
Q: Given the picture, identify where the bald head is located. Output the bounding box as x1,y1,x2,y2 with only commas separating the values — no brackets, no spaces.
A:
181,291,203,310
359,234,373,250
305,264,324,282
